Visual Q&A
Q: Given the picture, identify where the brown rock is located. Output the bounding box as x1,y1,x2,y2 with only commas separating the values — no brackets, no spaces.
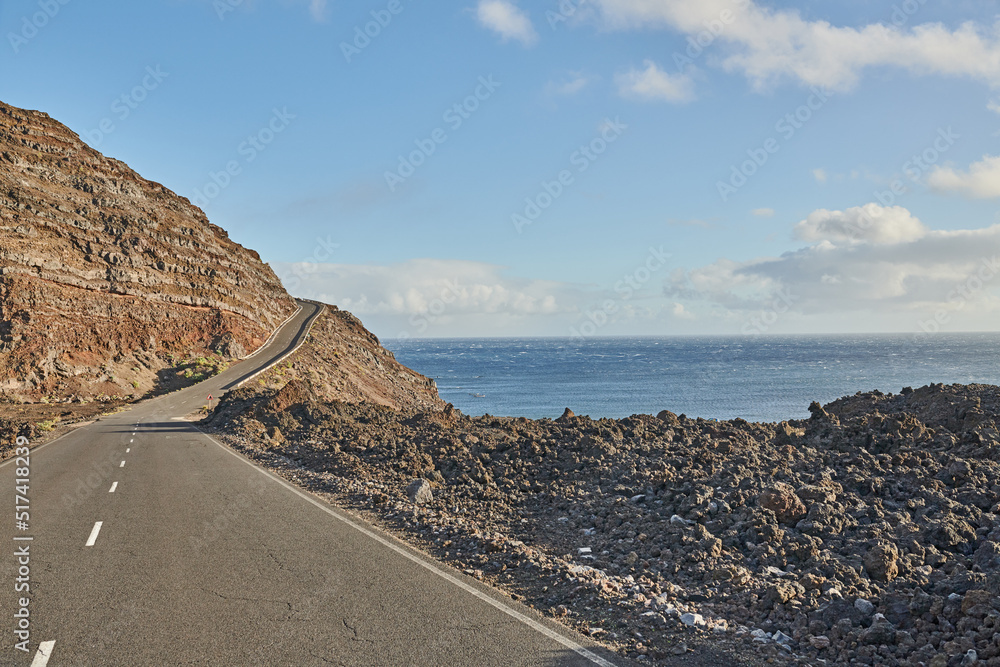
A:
763,581,805,606
759,482,808,523
962,589,993,615
797,481,839,504
656,409,679,425
864,542,900,583
800,573,827,590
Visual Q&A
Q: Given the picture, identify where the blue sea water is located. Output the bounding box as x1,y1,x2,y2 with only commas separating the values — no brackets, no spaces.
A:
382,334,1000,423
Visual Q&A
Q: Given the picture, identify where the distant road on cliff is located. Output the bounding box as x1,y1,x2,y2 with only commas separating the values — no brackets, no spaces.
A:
1,299,623,666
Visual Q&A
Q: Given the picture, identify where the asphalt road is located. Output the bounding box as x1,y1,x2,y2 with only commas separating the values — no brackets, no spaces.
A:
1,300,624,666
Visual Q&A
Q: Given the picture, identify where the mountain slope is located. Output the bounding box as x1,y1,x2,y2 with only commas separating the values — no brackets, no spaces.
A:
0,100,298,400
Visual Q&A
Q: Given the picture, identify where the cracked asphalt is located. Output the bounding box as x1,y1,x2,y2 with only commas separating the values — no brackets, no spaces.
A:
0,301,625,666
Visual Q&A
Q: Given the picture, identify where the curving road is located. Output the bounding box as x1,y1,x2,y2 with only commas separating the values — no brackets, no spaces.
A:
1,299,624,666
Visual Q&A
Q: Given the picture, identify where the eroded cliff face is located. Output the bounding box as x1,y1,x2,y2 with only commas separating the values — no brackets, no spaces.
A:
0,100,297,400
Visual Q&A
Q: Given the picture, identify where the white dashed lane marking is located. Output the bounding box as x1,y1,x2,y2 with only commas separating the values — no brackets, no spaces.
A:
30,640,55,666
85,522,103,547
120,461,125,467
109,482,118,493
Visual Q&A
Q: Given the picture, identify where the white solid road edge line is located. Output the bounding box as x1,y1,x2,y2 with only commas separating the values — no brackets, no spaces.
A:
234,302,325,390
85,522,103,547
240,301,304,361
200,431,617,667
30,640,55,667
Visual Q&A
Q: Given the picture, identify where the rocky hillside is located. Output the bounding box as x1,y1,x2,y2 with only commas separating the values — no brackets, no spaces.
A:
214,305,444,417
0,100,296,400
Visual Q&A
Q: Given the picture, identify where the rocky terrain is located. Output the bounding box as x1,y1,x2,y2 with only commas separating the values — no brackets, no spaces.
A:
0,99,296,402
6,98,998,667
237,305,444,413
207,379,1000,667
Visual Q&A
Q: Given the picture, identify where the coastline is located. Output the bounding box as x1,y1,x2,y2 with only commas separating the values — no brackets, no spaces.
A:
383,334,1000,423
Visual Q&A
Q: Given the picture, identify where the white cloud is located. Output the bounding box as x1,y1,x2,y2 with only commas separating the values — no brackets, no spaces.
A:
752,208,775,218
989,99,1000,114
476,0,538,46
616,60,695,103
813,168,828,183
927,155,1000,199
666,205,1000,332
546,71,595,96
593,0,1000,91
793,203,927,245
273,259,591,337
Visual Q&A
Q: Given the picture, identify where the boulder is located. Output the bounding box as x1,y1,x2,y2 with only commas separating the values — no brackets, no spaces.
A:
406,478,433,505
854,597,876,616
759,482,808,523
864,542,901,582
859,618,896,645
557,408,575,422
656,409,679,425
764,581,804,606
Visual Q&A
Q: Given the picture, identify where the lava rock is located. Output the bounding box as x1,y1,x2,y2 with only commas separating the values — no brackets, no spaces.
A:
759,482,808,523
406,478,433,504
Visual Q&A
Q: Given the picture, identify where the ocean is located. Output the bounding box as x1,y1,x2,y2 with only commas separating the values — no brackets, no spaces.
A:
382,334,1000,423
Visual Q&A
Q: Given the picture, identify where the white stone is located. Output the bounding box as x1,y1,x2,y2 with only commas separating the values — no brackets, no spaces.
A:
854,597,875,615
680,613,705,628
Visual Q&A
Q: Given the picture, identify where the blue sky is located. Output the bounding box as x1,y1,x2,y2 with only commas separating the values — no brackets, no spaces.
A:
4,0,1000,338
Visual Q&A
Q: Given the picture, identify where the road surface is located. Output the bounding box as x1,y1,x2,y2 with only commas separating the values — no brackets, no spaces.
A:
1,300,624,666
